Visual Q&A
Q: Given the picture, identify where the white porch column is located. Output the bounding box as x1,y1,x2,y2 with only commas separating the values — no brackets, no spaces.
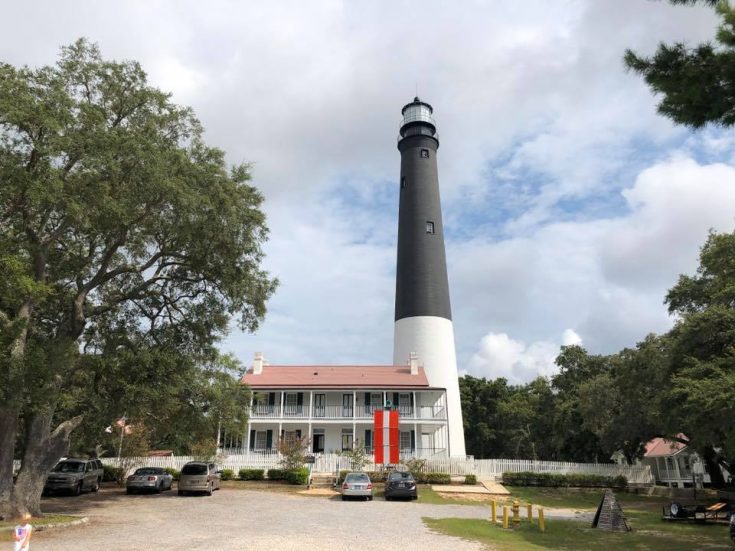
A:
353,421,356,449
673,455,682,487
245,421,251,454
353,391,356,419
280,391,284,417
309,391,313,420
412,391,417,419
414,422,418,456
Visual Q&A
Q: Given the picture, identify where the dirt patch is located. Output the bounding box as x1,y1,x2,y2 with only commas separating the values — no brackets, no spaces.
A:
437,493,495,503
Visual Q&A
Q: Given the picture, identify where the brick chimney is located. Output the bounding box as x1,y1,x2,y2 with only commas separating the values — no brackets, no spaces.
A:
253,352,264,375
409,352,419,375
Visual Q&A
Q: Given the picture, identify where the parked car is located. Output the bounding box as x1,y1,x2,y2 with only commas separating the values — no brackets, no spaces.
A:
341,472,373,501
384,471,418,501
178,462,221,496
730,511,735,542
44,458,103,496
126,467,174,494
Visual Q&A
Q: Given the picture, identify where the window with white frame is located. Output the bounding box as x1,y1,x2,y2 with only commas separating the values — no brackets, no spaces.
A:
255,431,267,450
341,428,353,451
285,392,297,414
400,431,412,451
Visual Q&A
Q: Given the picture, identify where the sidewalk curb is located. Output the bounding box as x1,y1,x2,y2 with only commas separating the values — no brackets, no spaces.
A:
0,516,89,533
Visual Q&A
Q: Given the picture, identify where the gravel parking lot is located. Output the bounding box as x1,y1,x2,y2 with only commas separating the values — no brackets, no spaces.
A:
33,486,489,550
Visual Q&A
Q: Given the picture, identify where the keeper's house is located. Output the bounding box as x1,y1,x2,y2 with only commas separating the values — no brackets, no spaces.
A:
241,352,451,458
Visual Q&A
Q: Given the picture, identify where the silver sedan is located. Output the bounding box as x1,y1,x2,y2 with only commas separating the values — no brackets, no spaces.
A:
341,472,373,501
126,467,173,494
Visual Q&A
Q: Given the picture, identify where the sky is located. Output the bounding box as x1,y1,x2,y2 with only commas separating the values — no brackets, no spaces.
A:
3,0,735,384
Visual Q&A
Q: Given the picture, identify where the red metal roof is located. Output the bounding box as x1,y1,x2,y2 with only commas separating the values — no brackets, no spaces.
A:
241,365,432,389
644,435,688,458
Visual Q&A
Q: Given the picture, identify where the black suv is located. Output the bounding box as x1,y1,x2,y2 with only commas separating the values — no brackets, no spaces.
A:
44,458,104,495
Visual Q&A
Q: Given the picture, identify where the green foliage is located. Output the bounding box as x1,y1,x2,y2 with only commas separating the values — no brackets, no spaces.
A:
416,472,452,484
403,458,426,480
464,474,477,485
625,1,735,128
164,467,180,480
219,469,234,481
102,464,122,482
267,468,286,481
337,440,371,471
284,467,309,485
502,471,627,489
0,38,276,513
276,436,310,471
189,438,217,462
238,468,264,481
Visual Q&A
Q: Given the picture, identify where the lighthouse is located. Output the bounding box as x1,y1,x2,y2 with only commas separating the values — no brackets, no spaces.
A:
393,97,467,457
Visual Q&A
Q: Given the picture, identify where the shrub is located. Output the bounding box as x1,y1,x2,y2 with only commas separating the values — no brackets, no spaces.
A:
220,468,234,481
501,471,628,488
164,467,180,480
337,470,349,485
285,467,309,485
267,468,287,481
238,468,265,481
464,474,477,485
416,472,451,484
102,464,123,482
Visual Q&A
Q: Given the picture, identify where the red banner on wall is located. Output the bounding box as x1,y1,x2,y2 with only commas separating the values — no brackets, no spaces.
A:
374,409,399,464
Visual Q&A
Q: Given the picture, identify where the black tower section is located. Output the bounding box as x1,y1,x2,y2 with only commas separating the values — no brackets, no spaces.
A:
395,97,452,322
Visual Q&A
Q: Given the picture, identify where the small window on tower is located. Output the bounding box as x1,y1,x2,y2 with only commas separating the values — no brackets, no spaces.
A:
426,221,435,234
401,176,407,189
420,148,430,158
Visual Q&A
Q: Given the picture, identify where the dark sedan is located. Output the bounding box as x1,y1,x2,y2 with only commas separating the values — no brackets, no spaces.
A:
384,471,417,501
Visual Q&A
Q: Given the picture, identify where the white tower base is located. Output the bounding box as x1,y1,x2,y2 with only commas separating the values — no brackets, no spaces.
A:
393,316,466,457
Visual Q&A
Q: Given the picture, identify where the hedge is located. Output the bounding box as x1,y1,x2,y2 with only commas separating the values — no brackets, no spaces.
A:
164,467,181,480
238,468,264,481
285,467,309,485
464,474,477,485
220,468,234,481
267,468,286,481
501,471,627,489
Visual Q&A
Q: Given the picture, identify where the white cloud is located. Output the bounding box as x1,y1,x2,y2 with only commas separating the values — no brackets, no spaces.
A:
466,330,577,384
458,157,735,379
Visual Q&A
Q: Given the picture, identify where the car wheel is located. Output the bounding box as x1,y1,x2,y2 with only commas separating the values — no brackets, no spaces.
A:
156,482,162,494
91,479,100,492
126,488,133,495
74,482,82,496
385,495,391,501
178,490,185,496
341,495,347,501
368,496,373,501
206,483,213,496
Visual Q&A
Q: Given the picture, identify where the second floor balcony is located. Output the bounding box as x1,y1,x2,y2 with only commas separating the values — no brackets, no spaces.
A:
249,404,447,421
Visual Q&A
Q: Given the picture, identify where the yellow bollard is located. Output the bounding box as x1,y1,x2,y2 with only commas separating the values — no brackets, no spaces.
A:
511,499,521,527
527,503,533,522
503,505,509,529
491,500,497,523
538,507,545,533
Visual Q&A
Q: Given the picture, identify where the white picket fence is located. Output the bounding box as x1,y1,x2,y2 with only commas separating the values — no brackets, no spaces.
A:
97,454,653,485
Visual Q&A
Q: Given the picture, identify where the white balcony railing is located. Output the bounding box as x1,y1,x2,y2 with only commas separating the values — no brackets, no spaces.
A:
249,404,447,421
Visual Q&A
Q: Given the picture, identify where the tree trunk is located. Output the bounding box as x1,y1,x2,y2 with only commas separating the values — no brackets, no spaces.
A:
703,445,726,487
0,412,83,518
0,406,19,520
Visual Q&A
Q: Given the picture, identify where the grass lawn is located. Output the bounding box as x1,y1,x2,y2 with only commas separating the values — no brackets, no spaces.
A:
0,514,80,543
424,487,733,550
